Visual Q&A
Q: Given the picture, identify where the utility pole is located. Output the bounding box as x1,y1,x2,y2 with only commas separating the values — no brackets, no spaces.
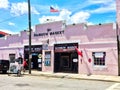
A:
28,0,31,74
116,22,120,76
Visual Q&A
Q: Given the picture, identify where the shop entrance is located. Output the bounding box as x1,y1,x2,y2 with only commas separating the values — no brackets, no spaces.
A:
24,45,42,71
54,52,78,73
32,53,38,69
54,43,78,73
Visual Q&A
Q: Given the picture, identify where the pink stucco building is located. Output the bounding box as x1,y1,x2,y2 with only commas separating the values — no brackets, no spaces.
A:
0,1,119,76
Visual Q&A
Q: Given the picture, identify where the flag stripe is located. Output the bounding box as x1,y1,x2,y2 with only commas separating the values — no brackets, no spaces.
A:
50,6,59,12
75,47,83,57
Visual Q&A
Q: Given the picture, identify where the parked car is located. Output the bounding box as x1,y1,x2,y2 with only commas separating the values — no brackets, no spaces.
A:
0,59,10,73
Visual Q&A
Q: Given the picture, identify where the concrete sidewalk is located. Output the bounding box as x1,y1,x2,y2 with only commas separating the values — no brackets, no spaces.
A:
25,70,120,83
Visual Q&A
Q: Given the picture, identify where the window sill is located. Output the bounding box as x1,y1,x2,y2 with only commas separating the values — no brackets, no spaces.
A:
93,66,107,71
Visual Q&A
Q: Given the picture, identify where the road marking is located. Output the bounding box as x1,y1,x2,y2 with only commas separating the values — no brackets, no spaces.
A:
106,83,120,90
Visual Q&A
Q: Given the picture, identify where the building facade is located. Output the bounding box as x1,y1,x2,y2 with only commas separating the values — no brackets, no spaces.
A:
0,20,118,75
1,0,120,76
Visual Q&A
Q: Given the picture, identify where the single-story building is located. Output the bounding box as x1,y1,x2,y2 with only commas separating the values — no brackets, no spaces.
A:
0,21,119,76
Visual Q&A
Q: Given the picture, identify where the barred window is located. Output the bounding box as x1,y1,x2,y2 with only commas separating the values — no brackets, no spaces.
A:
92,52,106,66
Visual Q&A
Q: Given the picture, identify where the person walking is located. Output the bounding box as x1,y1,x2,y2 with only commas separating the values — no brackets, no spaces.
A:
23,59,28,72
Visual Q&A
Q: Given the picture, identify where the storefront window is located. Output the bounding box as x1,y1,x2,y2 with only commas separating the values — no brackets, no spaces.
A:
92,52,106,66
44,51,51,66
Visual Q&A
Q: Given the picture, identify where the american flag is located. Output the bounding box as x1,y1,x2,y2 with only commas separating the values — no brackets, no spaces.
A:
50,6,59,12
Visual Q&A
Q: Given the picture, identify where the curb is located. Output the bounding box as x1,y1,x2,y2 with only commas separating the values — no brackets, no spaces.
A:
24,73,120,83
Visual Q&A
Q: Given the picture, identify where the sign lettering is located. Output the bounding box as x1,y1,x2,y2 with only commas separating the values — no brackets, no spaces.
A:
34,30,64,37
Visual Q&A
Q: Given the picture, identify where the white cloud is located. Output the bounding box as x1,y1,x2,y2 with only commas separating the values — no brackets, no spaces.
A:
71,11,90,24
10,2,39,16
88,0,114,4
86,0,116,14
39,9,71,23
39,9,90,24
0,0,9,9
89,2,116,14
59,9,72,23
87,22,94,25
8,22,15,26
39,16,59,23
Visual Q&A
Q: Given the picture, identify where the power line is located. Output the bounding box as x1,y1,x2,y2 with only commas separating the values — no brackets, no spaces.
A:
0,14,26,24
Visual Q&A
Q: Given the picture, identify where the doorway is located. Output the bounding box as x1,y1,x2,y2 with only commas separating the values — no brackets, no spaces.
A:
54,52,78,73
32,53,38,69
24,45,42,71
54,43,78,73
60,56,70,71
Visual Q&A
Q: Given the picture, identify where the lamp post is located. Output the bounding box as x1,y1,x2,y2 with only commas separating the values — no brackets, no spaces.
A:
28,0,31,74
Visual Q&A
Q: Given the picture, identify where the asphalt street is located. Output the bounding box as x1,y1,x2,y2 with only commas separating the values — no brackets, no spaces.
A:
0,74,120,90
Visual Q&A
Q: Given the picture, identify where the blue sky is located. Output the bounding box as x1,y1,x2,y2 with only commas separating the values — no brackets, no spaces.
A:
0,0,116,34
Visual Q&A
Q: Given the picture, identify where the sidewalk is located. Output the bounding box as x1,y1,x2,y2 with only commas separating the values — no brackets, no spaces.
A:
25,70,120,83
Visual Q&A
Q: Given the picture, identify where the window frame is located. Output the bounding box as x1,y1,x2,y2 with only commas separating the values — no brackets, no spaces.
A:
92,52,106,67
44,51,51,66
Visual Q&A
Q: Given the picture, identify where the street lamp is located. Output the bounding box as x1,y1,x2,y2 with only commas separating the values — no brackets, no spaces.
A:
28,0,32,74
